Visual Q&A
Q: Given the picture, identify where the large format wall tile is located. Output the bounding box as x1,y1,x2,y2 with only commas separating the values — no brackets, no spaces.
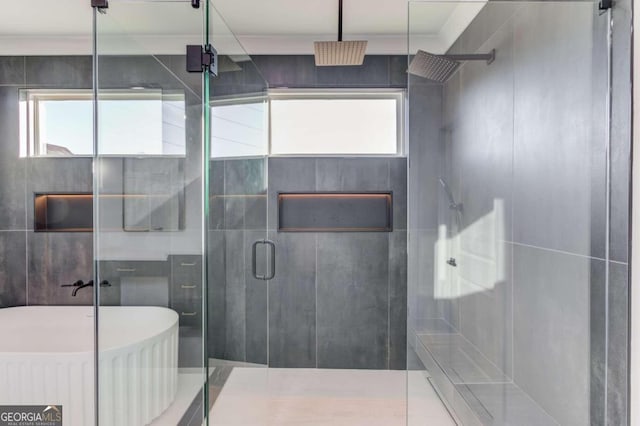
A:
431,4,631,424
590,258,607,426
222,230,246,361
0,231,26,307
317,158,389,191
27,232,93,305
407,83,442,231
26,158,93,230
207,230,227,359
25,56,92,88
0,87,26,230
513,243,590,426
244,230,268,365
606,261,629,426
267,157,316,231
453,21,514,244
251,55,316,88
317,233,389,369
268,232,317,368
389,231,407,369
390,158,407,230
0,57,25,85
316,55,389,87
251,55,407,89
609,0,633,264
512,4,597,258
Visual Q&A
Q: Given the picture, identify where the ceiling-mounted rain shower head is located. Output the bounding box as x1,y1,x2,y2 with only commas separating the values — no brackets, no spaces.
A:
408,49,496,83
314,0,367,66
314,41,368,66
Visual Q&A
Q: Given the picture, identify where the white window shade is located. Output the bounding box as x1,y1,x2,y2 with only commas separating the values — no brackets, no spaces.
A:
270,96,400,155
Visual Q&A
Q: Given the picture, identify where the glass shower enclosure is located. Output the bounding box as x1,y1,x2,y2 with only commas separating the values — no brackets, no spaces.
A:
93,0,269,424
0,0,626,425
406,1,618,425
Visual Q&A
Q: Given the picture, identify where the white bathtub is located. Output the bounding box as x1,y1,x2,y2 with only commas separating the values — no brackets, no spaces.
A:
0,306,179,426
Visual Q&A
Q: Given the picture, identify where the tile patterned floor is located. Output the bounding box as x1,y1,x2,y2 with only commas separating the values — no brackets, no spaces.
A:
208,368,455,426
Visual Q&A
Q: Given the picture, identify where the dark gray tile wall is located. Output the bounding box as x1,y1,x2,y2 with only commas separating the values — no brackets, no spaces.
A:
207,158,267,363
272,158,406,369
316,233,390,369
0,56,96,308
407,1,631,424
252,55,407,89
512,245,591,426
0,54,206,316
0,232,26,307
205,55,408,370
209,157,408,370
268,232,317,368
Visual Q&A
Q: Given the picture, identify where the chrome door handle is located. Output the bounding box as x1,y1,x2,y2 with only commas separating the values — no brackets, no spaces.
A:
252,239,276,281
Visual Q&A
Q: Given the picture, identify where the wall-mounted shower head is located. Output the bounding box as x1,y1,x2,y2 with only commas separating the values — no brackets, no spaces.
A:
408,49,496,83
438,178,462,212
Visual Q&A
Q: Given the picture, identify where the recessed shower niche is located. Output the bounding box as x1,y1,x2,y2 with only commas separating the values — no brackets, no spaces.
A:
278,192,393,232
34,193,93,232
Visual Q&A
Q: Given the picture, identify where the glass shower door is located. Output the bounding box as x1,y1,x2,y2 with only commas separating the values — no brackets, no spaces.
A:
94,2,208,425
205,2,271,424
407,1,612,425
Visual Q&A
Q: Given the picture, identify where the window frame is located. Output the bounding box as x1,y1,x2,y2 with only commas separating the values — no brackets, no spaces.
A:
19,88,186,158
267,88,406,157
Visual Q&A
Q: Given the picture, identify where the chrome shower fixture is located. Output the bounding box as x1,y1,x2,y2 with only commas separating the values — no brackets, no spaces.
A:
314,0,367,66
438,178,462,212
408,49,496,83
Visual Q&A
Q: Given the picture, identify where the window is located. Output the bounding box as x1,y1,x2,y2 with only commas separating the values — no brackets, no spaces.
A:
210,97,268,158
19,89,186,157
269,90,403,156
210,90,404,158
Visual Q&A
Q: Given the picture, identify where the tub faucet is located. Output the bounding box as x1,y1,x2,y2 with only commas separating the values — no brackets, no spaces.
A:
62,280,111,296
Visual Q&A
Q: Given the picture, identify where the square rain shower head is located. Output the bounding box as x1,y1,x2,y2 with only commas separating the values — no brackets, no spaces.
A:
408,50,461,83
314,40,368,66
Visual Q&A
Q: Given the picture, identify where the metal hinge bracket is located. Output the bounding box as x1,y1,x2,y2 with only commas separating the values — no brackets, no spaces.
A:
599,0,612,10
91,0,108,9
186,44,218,76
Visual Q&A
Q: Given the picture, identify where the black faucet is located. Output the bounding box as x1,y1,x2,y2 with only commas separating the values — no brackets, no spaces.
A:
61,279,111,296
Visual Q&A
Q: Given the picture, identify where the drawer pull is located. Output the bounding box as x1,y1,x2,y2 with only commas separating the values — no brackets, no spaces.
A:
181,312,197,316
181,285,197,289
117,268,136,272
180,262,197,267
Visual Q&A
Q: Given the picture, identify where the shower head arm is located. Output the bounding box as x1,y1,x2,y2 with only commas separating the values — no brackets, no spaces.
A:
338,0,343,41
442,49,495,65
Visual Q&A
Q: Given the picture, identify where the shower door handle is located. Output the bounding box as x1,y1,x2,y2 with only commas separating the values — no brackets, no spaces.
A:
264,240,276,280
251,239,276,281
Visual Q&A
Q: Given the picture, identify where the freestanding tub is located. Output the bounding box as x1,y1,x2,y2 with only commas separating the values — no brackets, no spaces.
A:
0,306,179,426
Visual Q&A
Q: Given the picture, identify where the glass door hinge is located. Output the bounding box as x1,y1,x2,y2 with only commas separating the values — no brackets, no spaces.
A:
91,0,108,8
599,0,612,10
186,44,218,76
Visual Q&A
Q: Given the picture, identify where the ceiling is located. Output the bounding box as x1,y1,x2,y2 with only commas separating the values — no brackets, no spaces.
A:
0,0,485,55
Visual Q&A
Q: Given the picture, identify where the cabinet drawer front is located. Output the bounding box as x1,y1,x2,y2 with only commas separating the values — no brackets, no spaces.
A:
172,299,202,327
